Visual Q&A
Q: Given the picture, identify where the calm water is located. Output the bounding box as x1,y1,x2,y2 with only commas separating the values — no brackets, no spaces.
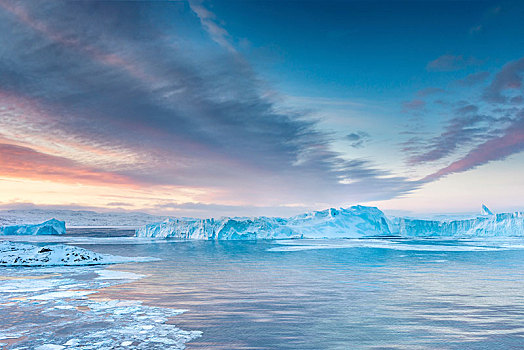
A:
88,238,524,349
3,237,524,349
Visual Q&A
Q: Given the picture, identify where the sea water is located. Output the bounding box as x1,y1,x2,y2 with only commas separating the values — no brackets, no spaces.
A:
2,236,524,349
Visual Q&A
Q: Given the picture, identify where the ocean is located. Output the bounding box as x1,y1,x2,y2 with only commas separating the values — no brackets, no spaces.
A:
2,234,524,349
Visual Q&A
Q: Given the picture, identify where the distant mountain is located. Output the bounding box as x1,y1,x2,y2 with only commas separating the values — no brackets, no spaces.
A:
0,209,162,228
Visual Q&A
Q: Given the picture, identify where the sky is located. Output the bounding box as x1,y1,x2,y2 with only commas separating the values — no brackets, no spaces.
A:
0,0,523,217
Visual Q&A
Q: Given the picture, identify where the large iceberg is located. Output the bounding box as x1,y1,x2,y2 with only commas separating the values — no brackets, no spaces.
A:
396,211,524,237
0,219,66,235
136,205,394,239
136,205,524,239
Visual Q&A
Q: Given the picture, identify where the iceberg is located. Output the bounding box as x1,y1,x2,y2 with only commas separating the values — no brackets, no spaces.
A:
0,241,157,266
396,212,524,237
0,219,66,235
136,205,394,239
136,204,524,239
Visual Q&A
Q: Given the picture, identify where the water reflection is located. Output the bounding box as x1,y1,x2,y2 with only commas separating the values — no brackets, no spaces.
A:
85,240,524,349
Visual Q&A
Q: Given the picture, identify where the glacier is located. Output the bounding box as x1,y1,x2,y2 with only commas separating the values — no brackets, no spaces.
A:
0,219,66,235
136,205,393,239
136,205,524,239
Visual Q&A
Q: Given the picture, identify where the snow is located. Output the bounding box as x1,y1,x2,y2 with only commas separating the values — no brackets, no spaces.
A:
0,241,158,266
0,219,66,235
136,205,393,239
136,205,524,239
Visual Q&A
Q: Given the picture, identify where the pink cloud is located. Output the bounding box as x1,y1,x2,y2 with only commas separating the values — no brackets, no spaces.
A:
422,116,524,182
0,142,140,187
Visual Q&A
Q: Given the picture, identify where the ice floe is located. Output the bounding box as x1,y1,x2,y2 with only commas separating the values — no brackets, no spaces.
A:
0,265,201,349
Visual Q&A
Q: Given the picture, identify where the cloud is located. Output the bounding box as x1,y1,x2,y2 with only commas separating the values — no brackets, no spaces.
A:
422,114,524,182
0,1,418,210
426,55,479,72
406,111,500,164
483,57,524,103
402,99,425,112
416,87,445,97
455,71,490,86
404,56,524,182
188,0,237,53
346,131,370,148
0,143,137,186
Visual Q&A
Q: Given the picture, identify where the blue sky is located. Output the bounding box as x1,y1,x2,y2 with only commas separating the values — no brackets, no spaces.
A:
0,0,523,216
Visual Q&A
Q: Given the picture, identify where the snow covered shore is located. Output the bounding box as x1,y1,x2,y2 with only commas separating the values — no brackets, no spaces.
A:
0,241,157,266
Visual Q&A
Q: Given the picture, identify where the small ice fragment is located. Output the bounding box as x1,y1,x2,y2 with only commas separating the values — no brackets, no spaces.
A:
35,345,65,350
96,270,144,280
29,291,96,300
63,339,80,346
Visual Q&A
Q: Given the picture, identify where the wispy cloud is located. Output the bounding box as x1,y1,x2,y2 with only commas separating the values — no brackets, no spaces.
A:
426,54,479,72
422,114,524,182
406,111,506,165
416,87,445,97
0,143,137,186
406,55,524,181
402,99,425,112
455,71,490,86
188,0,237,53
483,57,524,103
0,0,418,211
346,131,370,148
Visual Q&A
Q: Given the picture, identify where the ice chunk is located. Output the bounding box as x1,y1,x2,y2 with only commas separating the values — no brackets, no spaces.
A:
136,205,394,239
0,219,66,235
481,204,494,216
